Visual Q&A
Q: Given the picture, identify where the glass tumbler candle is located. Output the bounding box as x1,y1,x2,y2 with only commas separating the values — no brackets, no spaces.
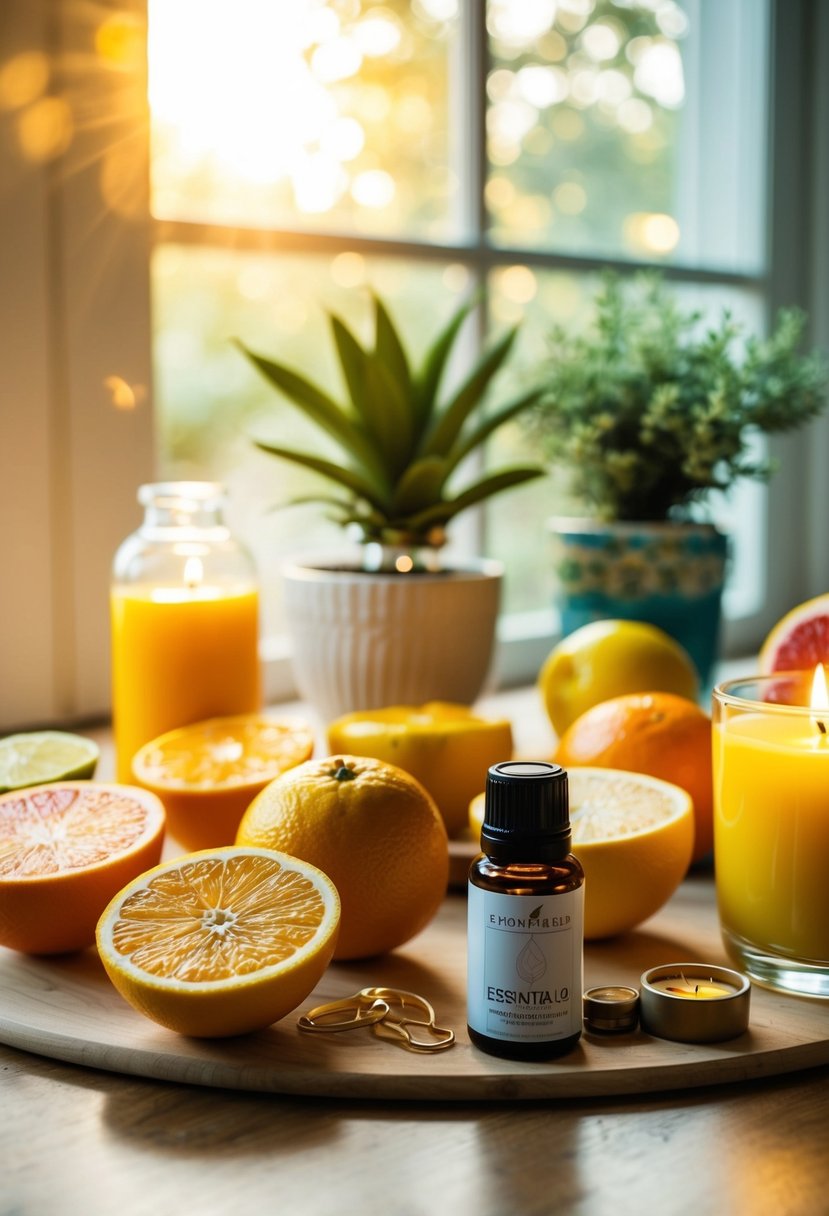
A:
712,671,829,998
111,482,262,782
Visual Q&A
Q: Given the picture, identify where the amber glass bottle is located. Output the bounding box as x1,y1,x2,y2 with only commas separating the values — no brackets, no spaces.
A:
467,761,584,1061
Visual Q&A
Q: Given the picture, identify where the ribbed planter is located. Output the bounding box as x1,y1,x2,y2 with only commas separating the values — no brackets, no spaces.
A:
282,558,503,724
548,518,729,687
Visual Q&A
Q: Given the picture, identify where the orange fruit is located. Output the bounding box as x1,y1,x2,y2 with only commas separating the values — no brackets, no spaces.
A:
96,847,340,1038
538,620,699,736
759,592,829,672
131,715,314,850
469,767,694,939
236,755,449,960
326,701,513,838
554,692,713,863
0,782,165,954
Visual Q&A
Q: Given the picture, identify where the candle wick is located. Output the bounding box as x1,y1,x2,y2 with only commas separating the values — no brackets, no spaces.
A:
818,719,827,735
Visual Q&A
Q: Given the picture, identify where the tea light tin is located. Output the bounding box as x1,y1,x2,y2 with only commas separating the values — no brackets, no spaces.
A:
639,963,751,1043
583,985,640,1034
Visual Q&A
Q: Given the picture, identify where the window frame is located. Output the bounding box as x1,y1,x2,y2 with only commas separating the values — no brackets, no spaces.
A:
2,0,828,730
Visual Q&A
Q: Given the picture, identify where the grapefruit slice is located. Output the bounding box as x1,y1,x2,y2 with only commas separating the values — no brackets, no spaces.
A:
759,593,829,673
0,782,165,954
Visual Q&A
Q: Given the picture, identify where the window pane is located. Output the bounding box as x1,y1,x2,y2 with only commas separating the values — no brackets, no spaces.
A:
486,0,768,273
148,0,460,239
152,246,477,640
483,270,768,619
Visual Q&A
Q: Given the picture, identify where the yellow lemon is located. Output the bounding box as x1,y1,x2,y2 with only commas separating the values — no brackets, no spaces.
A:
326,702,512,838
538,620,699,736
96,847,341,1038
469,766,693,940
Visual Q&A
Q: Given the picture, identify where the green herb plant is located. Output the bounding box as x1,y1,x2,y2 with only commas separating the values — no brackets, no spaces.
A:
524,272,829,522
237,294,544,568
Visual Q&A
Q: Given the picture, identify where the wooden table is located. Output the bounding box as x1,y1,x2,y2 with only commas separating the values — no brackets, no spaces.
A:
4,690,829,1215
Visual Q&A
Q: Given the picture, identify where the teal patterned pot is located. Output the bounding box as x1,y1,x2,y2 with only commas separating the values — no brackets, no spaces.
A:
548,518,729,688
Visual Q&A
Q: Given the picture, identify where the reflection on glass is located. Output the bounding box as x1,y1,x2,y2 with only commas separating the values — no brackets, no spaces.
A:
148,0,458,238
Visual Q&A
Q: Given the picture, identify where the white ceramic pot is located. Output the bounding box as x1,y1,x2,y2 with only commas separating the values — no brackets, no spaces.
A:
282,557,503,724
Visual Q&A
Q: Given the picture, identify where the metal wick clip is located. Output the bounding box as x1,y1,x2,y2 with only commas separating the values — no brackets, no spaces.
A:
297,986,455,1053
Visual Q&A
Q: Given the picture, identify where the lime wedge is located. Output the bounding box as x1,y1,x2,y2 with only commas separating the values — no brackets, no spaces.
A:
0,731,100,792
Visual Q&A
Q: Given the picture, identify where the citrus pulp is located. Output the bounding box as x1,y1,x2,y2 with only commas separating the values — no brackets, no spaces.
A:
0,730,99,793
236,755,449,960
759,592,829,672
96,847,340,1037
0,782,165,954
469,766,694,939
131,714,314,850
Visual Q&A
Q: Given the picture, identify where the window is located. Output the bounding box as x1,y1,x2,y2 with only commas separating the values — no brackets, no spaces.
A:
2,0,828,729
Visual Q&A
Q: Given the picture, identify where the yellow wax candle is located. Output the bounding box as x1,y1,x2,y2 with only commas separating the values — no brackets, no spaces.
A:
647,975,736,999
111,583,261,782
713,711,829,963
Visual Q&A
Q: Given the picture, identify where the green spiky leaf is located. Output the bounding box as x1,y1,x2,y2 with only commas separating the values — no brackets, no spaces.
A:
253,439,387,511
422,326,519,458
406,464,545,531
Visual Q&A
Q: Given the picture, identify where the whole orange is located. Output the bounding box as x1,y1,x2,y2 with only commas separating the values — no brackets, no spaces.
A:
554,692,713,863
236,755,449,960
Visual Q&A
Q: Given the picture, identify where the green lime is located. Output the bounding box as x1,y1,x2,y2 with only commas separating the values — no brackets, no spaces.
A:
0,731,100,793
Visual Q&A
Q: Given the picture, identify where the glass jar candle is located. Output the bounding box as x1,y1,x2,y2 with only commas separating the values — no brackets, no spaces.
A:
111,482,261,782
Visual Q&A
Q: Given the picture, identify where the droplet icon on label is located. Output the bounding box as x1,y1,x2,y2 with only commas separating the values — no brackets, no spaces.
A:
516,936,546,983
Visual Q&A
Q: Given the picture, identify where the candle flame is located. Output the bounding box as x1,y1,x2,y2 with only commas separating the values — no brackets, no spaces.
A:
810,664,828,735
183,556,203,589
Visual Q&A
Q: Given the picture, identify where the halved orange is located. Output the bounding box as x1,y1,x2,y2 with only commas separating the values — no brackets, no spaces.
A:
470,766,694,940
132,715,315,850
96,847,340,1038
0,782,165,954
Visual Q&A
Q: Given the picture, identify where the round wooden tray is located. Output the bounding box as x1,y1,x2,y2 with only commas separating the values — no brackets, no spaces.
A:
1,875,827,1101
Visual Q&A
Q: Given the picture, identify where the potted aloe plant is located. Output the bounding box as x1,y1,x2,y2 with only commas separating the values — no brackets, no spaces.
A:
237,293,544,722
522,272,828,685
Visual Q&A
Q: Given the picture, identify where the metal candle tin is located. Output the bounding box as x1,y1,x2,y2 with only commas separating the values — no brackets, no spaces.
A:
583,985,640,1034
639,963,751,1043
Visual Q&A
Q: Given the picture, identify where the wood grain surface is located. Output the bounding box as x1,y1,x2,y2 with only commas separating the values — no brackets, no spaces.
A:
1,874,827,1101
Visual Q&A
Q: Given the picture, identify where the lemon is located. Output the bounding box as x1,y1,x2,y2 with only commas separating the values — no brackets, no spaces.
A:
326,702,512,838
96,847,341,1038
469,766,694,940
538,620,699,736
0,731,99,793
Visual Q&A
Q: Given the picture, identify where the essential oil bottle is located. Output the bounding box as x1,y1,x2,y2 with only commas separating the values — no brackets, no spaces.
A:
467,761,584,1061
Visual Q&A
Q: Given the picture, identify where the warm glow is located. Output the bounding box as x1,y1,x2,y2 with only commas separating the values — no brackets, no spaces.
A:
395,555,415,573
104,375,145,411
184,557,204,589
810,664,828,735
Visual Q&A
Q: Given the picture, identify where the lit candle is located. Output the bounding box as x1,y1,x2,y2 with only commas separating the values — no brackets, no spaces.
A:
640,964,750,1042
712,669,829,993
646,973,737,999
111,556,260,782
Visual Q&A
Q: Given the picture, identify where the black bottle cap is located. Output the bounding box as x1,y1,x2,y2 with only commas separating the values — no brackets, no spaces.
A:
481,761,571,862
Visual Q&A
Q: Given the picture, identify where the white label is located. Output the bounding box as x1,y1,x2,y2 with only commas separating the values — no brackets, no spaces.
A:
467,884,584,1043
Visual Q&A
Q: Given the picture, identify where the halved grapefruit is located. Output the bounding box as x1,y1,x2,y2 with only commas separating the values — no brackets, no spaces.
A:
759,593,829,673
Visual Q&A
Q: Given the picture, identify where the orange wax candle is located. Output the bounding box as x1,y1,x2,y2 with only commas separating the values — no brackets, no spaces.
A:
713,668,829,971
111,582,261,782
